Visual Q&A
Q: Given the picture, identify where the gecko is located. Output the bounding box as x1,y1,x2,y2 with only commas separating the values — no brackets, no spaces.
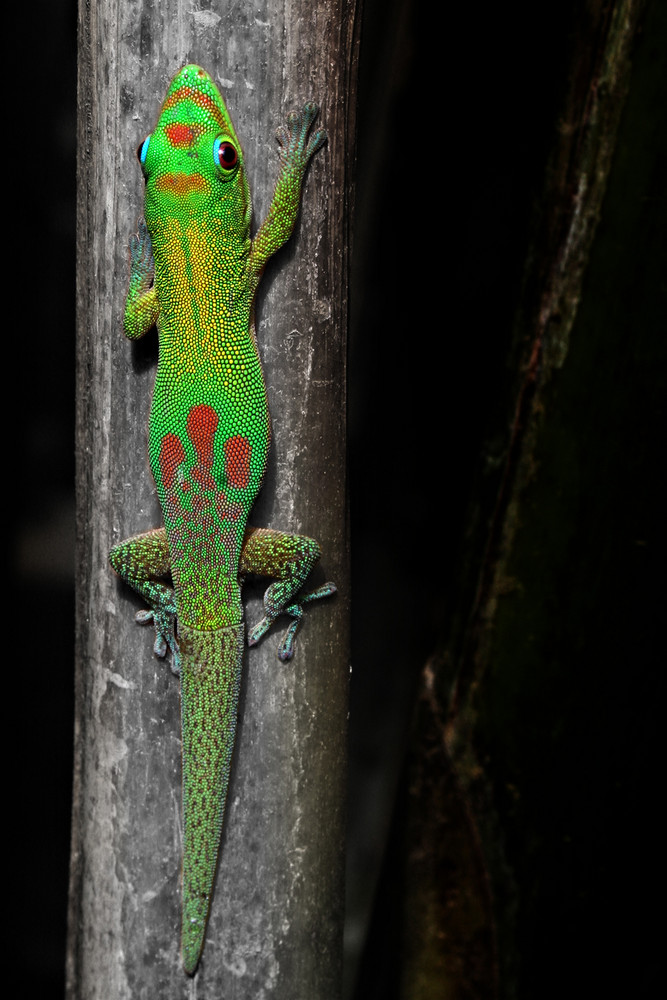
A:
108,64,335,976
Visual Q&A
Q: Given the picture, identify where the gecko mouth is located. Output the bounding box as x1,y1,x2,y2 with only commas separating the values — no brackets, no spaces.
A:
155,173,210,196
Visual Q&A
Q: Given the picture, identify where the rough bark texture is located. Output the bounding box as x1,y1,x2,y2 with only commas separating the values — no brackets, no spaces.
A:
69,2,357,997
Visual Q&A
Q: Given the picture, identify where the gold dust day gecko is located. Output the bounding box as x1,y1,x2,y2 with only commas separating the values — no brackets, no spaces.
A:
109,64,335,976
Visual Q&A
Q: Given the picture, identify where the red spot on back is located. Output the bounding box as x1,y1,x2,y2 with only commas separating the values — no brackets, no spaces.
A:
224,435,251,489
159,434,185,491
186,405,219,470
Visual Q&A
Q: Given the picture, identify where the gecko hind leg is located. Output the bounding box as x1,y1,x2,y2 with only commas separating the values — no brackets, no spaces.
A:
242,526,336,661
109,527,181,674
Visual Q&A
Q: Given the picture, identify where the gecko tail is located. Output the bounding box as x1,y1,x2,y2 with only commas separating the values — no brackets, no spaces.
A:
182,900,209,977
178,622,245,975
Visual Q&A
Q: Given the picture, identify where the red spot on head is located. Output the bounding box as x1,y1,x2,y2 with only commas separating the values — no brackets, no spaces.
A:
162,86,227,130
224,435,251,489
159,434,185,491
155,173,208,195
165,123,198,147
186,405,219,470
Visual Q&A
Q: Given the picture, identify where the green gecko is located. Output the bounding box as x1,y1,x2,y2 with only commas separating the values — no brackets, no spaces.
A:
109,64,335,976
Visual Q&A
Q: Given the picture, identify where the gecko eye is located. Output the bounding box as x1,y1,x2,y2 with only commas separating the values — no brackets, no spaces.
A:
213,138,238,171
137,136,151,166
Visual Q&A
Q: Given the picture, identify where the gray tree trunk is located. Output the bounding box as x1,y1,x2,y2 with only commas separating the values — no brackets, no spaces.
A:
68,2,357,997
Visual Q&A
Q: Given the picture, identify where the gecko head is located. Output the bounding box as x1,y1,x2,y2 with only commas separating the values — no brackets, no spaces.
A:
138,65,251,235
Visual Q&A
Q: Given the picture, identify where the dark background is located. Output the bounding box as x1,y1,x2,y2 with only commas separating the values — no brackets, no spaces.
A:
9,1,665,996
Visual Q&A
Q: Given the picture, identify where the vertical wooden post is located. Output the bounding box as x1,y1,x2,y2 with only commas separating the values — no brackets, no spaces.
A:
69,2,357,996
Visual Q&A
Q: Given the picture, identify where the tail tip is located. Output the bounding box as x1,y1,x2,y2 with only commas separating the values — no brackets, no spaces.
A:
182,940,202,977
181,915,206,976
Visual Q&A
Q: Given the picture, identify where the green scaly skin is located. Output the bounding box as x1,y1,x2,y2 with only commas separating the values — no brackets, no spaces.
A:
108,65,335,975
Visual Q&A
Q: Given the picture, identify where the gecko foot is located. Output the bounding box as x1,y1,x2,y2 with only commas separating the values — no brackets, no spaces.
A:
248,581,337,661
135,603,181,675
275,102,327,172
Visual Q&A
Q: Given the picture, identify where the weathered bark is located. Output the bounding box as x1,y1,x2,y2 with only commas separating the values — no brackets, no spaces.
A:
69,2,357,997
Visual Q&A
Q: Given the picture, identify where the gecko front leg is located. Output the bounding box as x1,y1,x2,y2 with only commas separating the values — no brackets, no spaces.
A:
123,219,159,340
249,102,327,280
